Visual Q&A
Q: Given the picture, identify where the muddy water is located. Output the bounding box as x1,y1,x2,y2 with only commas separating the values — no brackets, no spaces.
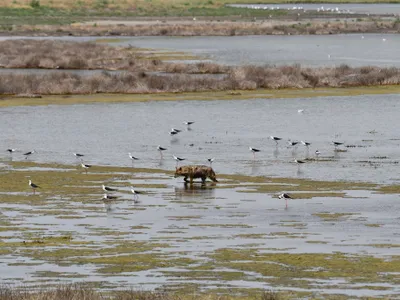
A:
1,94,400,183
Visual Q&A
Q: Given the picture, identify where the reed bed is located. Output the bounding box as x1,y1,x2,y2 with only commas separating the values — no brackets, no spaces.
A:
1,64,400,95
0,40,226,74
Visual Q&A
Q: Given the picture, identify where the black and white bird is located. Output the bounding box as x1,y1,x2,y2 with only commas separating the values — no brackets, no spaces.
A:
287,141,299,147
301,141,311,147
183,121,194,126
24,150,35,159
173,155,185,166
207,158,215,166
7,148,16,154
249,147,261,159
130,186,142,203
129,153,139,164
170,128,182,135
102,184,117,192
294,159,306,168
103,193,118,200
157,145,167,158
278,193,292,209
73,153,84,159
28,180,40,194
270,136,282,144
81,163,92,174
315,150,321,158
332,141,344,147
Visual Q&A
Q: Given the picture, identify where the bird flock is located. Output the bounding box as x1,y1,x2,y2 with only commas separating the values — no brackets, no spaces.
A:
7,117,347,209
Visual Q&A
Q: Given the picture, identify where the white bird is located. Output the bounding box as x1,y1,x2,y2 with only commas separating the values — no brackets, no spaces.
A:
207,158,215,166
28,180,40,194
301,141,311,147
315,150,321,158
183,121,194,126
278,193,292,209
297,109,304,114
7,148,16,154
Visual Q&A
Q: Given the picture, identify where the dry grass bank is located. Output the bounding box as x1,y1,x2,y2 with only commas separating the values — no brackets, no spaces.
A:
1,64,400,95
1,39,400,95
0,40,227,74
6,18,400,36
0,285,283,300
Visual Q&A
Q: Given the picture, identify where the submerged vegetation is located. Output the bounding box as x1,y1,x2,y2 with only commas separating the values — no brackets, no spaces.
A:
1,40,400,96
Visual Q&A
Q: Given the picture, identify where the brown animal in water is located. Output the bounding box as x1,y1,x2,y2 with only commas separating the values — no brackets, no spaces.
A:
175,165,218,184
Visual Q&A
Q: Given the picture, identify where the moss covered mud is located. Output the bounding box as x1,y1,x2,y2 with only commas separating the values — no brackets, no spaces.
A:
1,85,400,107
0,160,399,298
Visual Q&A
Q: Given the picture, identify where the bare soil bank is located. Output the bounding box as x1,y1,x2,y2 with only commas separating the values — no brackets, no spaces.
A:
2,18,400,37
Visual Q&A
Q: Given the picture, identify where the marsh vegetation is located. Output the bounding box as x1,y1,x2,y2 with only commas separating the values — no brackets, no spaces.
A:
1,40,400,95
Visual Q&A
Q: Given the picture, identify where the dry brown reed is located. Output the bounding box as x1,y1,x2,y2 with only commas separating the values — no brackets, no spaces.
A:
1,63,400,95
0,40,227,75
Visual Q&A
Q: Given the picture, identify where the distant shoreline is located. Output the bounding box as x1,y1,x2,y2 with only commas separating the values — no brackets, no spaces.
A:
1,16,400,37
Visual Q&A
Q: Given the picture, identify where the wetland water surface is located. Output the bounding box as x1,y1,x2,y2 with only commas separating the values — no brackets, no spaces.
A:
1,95,400,298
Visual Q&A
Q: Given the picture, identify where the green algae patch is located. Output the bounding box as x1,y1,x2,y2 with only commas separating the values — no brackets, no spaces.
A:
376,185,400,194
2,85,400,107
208,248,400,287
365,223,381,228
313,212,357,221
189,223,254,229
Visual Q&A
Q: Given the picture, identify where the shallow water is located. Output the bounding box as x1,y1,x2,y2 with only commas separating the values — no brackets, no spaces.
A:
1,94,400,184
1,94,400,297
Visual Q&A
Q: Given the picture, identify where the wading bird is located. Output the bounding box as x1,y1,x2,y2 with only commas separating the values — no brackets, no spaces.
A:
24,150,35,159
130,186,142,203
102,184,117,193
81,163,92,174
28,180,40,195
157,145,167,158
249,147,261,159
278,193,292,209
